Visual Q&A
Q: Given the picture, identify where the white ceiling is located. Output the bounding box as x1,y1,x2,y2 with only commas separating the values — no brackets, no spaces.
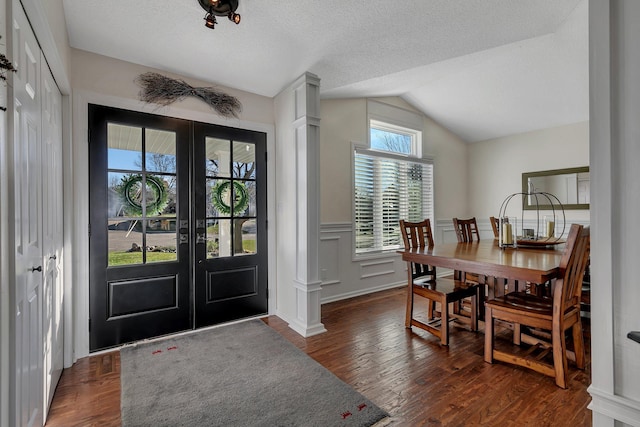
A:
62,0,588,142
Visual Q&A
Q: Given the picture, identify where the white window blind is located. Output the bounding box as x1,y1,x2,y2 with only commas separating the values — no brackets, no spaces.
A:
354,148,434,255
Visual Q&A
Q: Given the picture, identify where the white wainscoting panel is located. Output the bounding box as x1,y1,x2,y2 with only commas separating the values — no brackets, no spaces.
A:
319,234,341,286
319,222,405,304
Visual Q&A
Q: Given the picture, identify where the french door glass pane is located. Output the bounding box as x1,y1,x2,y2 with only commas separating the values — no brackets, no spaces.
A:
235,180,256,217
145,129,176,173
205,137,231,178
107,123,142,170
147,218,177,263
207,178,231,218
107,220,143,266
234,219,257,255
233,142,256,179
206,219,232,259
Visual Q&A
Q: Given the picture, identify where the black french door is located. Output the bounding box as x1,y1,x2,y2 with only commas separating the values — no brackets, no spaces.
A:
88,105,267,351
192,123,268,327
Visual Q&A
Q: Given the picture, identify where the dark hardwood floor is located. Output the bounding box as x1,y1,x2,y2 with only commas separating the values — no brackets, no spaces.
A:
45,287,591,426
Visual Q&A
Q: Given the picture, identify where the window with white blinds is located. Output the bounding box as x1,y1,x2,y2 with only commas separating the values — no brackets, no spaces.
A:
354,148,434,255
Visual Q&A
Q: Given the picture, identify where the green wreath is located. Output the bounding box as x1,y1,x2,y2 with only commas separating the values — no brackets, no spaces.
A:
212,181,249,215
118,174,169,217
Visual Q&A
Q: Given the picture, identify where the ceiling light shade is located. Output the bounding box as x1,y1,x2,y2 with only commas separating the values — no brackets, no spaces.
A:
228,12,241,24
204,13,217,29
197,0,240,29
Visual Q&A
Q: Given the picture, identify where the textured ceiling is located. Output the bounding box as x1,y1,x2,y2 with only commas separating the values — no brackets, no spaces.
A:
62,0,587,142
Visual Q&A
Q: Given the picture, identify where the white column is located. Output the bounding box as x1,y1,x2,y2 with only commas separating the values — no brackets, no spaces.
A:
284,73,326,337
588,1,640,425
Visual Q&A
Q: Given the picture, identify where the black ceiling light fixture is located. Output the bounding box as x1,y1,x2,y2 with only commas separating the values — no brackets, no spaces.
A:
198,0,241,30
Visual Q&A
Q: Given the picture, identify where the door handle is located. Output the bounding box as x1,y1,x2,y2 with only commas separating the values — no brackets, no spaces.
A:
179,233,188,244
179,219,189,244
31,266,42,272
629,331,640,344
49,255,57,260
196,232,206,245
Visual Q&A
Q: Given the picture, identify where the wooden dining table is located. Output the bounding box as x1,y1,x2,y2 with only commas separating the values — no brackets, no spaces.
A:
398,239,566,298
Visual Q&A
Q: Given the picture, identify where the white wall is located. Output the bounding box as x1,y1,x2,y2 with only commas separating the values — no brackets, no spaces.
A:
321,97,468,223
468,121,590,223
589,1,640,425
71,49,274,125
40,0,71,79
318,97,469,302
272,79,298,326
68,48,277,359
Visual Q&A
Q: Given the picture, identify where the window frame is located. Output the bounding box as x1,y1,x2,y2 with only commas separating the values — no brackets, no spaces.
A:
351,101,434,259
352,146,434,258
368,119,422,158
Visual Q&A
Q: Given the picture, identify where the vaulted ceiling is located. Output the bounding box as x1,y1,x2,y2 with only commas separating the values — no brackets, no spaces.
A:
62,0,588,142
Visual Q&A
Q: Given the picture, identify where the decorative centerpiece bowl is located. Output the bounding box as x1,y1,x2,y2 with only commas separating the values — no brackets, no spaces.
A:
498,187,565,249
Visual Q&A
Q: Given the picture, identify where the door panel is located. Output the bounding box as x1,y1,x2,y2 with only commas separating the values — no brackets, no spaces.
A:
89,106,268,350
12,3,43,425
89,105,191,351
41,61,64,416
193,124,267,327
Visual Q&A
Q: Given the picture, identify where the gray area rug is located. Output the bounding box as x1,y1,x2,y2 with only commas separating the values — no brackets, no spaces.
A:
120,320,388,426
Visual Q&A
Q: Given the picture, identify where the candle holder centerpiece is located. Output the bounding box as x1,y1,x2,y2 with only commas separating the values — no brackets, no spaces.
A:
498,186,565,249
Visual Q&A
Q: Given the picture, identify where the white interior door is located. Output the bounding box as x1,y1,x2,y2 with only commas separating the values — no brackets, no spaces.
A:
41,60,63,416
12,2,43,426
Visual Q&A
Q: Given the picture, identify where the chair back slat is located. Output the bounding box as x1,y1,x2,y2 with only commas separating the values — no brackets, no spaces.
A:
453,217,480,242
400,219,436,279
400,219,434,249
489,216,500,239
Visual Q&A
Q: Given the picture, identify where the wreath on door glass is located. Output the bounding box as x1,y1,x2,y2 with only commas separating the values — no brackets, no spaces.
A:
212,181,249,215
118,174,169,217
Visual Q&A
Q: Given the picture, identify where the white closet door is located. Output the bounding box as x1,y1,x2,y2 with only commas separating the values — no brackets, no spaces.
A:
12,1,43,425
41,61,63,417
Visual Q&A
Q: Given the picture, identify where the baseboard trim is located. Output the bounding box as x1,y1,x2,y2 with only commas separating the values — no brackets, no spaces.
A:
588,385,640,426
321,281,406,305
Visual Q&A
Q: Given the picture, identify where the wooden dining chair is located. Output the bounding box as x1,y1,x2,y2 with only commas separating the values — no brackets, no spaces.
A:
400,219,437,318
452,217,480,282
489,216,500,239
484,224,590,388
399,219,437,282
453,217,480,243
400,219,479,345
451,217,485,320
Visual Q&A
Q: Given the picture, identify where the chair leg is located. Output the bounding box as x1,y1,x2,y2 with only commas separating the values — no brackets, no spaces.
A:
405,284,414,329
477,277,486,321
572,321,586,369
552,323,569,389
427,300,435,320
469,292,478,332
441,299,449,346
513,323,521,345
484,305,494,363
